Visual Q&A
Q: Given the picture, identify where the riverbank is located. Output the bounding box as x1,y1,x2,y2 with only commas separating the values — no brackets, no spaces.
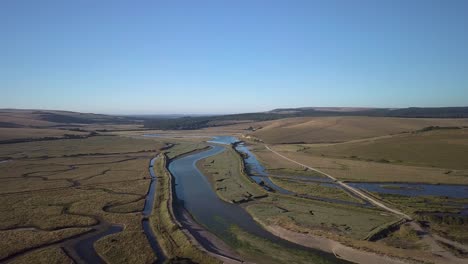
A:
150,154,221,263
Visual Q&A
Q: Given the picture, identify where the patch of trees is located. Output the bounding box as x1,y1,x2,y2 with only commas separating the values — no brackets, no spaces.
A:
39,113,138,124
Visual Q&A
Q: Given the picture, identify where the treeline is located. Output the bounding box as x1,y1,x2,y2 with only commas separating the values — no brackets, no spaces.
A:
143,107,468,130
361,107,468,118
143,113,284,130
0,132,98,145
40,112,138,124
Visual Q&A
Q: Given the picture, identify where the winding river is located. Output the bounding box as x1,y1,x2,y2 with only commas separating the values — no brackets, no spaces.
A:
168,144,347,263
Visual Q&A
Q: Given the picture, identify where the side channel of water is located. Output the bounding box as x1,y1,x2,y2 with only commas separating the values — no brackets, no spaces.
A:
142,157,166,263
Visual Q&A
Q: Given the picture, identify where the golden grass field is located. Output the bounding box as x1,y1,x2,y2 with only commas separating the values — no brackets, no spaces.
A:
0,128,89,141
255,128,468,184
0,110,57,127
297,128,468,169
257,145,468,184
250,116,468,144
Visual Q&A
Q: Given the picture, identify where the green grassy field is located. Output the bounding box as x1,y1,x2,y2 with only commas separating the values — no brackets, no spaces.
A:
297,128,468,170
247,195,397,240
269,177,364,203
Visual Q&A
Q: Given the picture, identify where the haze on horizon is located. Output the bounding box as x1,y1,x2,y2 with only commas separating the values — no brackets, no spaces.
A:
1,0,468,115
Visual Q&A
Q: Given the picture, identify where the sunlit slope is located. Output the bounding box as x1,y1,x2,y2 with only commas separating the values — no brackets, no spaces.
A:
294,128,468,170
251,116,468,144
0,109,136,128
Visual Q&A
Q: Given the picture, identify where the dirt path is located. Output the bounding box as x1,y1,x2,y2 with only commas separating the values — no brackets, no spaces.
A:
265,145,412,219
408,222,468,264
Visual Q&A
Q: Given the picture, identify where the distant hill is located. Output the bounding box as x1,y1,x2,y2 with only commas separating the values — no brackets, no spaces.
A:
143,106,468,130
3,107,468,131
0,109,141,128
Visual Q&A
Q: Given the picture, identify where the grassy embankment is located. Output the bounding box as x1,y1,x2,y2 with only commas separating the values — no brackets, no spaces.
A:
151,153,221,264
0,136,166,263
197,145,266,203
164,141,210,160
227,225,341,264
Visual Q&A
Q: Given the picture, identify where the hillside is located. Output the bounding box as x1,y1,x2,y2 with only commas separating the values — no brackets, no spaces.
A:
0,109,139,128
143,107,468,130
250,116,468,144
292,128,468,170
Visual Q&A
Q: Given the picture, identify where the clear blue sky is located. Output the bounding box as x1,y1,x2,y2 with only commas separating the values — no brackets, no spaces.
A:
1,0,467,114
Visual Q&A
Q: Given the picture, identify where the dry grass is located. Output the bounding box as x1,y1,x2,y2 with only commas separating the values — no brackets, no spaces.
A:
0,228,91,260
0,128,88,141
261,145,468,184
94,231,156,264
0,110,56,127
0,136,163,159
251,116,468,144
297,128,468,170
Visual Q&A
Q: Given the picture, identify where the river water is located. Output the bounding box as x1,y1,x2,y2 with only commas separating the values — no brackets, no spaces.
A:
168,144,346,263
348,182,468,199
